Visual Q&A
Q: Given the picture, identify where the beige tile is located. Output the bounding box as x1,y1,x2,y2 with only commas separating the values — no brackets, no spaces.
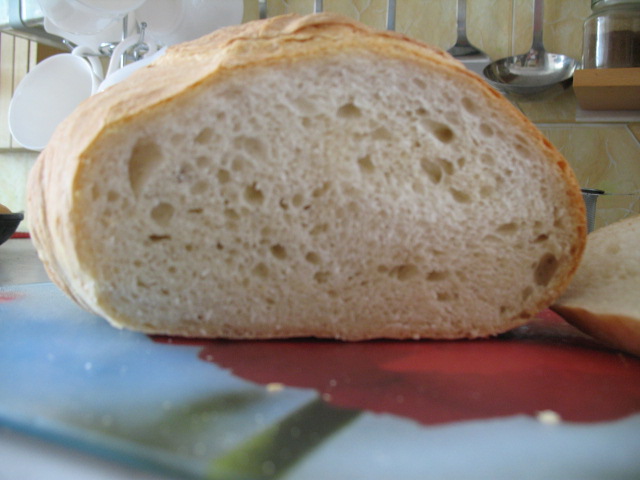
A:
512,0,533,56
322,0,388,30
398,0,455,50
542,0,590,63
467,0,513,60
539,125,640,228
629,123,640,143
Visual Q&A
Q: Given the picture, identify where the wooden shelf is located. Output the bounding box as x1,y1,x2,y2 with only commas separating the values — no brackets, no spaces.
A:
574,68,640,111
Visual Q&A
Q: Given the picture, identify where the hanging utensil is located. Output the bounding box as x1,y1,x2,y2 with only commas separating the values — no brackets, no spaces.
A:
447,0,490,75
482,0,577,96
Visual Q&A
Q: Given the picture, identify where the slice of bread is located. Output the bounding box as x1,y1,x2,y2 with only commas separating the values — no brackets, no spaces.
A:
27,14,586,340
552,215,640,356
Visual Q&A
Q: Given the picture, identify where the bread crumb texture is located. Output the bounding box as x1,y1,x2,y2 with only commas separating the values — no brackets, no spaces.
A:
28,14,585,339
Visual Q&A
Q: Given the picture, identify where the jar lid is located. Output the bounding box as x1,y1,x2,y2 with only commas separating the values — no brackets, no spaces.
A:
592,0,640,8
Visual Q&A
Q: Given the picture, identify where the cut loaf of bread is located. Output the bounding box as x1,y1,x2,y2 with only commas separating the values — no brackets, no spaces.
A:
27,14,586,340
552,215,640,356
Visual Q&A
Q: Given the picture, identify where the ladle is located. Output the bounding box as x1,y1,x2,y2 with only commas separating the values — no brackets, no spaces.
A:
447,0,490,75
482,0,577,96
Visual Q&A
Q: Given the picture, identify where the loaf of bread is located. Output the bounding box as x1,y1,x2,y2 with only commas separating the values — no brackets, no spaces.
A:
552,215,640,356
27,14,586,340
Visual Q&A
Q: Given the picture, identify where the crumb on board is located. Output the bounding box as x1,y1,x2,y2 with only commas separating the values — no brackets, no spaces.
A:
536,409,562,425
266,382,285,393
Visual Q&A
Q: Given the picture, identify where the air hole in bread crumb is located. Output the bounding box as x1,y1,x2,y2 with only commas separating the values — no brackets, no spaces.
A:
479,185,493,198
462,97,478,114
244,183,264,205
312,182,331,197
449,187,471,204
337,102,362,118
106,190,119,203
234,136,265,157
191,180,209,195
413,77,427,89
521,286,533,300
224,208,240,220
372,126,393,141
217,169,230,184
195,127,213,145
431,122,455,143
439,158,455,175
196,156,210,169
358,155,375,174
150,202,175,227
253,263,269,279
232,156,246,171
437,291,458,302
534,233,549,243
481,153,495,166
310,223,329,236
292,194,304,208
412,181,425,194
497,222,518,235
305,252,321,264
534,253,558,286
427,270,448,281
607,243,621,255
314,271,330,283
420,158,442,184
479,123,494,137
148,234,171,242
389,264,418,281
270,244,287,260
483,233,500,242
515,143,527,157
128,139,163,197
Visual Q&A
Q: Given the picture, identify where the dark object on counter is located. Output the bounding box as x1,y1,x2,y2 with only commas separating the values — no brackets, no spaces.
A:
573,67,640,110
0,213,24,246
582,0,640,69
581,188,605,233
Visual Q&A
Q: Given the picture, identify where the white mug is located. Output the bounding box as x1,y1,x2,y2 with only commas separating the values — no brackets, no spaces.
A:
37,0,146,35
8,47,103,151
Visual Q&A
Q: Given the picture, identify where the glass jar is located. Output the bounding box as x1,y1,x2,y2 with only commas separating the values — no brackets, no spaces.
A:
582,0,640,68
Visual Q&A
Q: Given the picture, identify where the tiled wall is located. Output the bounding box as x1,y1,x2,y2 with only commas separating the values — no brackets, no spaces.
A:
1,0,638,232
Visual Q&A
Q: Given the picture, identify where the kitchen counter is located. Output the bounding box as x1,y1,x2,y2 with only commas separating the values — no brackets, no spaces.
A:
0,238,49,285
0,238,173,479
